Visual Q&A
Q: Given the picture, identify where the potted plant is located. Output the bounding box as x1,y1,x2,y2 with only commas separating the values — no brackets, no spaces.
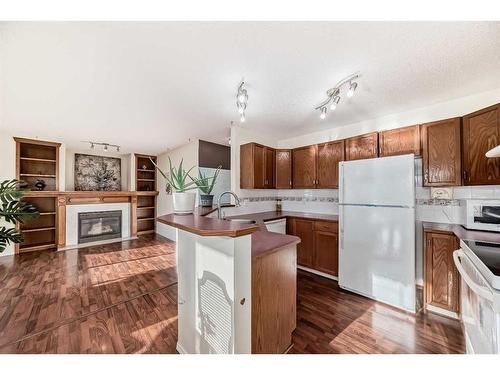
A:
191,166,221,207
151,158,212,215
0,179,39,253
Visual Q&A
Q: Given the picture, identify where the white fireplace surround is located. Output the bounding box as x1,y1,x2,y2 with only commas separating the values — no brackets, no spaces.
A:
65,203,132,249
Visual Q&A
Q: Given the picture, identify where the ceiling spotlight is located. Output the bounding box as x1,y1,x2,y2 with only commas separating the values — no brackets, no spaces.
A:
90,142,94,149
315,73,360,119
237,90,248,104
103,144,108,152
330,96,340,111
116,146,120,152
237,102,246,114
320,107,327,120
240,114,246,123
347,81,358,98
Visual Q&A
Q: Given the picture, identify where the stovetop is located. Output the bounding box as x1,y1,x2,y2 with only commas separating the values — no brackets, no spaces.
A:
463,239,500,277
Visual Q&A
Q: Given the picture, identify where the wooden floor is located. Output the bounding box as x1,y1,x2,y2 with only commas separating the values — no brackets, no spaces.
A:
0,234,464,354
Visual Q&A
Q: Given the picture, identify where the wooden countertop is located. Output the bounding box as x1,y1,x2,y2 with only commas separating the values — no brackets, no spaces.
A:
227,210,339,223
423,222,500,243
251,229,300,258
156,213,259,238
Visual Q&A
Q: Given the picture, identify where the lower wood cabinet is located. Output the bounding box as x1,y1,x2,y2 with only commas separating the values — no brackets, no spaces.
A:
287,218,338,276
424,230,460,314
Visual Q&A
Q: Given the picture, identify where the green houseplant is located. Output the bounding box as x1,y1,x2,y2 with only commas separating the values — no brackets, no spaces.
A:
190,166,221,207
0,179,39,253
151,157,213,214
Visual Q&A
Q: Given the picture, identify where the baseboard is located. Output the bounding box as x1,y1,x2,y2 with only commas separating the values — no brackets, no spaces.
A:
425,304,460,320
297,265,338,281
176,342,187,354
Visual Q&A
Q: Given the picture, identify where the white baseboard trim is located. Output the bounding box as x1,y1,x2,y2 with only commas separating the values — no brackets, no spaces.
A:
176,342,187,354
425,304,460,320
297,265,338,281
57,236,137,251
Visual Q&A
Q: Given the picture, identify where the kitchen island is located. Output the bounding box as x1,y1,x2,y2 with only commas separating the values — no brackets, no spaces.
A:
157,211,300,354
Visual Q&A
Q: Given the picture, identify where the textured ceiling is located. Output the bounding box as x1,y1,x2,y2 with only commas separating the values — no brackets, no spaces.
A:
1,21,500,155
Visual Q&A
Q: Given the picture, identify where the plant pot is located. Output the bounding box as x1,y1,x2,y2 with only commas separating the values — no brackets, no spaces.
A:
172,192,196,215
199,194,214,207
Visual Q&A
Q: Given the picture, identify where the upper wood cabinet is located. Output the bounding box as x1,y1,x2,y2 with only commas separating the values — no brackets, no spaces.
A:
240,143,275,189
317,140,344,188
424,230,460,313
462,103,500,185
345,132,379,161
378,125,421,157
275,149,292,189
421,118,462,187
292,145,317,189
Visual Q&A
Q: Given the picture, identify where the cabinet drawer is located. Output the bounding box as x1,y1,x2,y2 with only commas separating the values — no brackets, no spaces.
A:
313,221,338,232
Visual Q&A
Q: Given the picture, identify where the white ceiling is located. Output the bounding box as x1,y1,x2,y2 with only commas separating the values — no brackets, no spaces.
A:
1,22,500,155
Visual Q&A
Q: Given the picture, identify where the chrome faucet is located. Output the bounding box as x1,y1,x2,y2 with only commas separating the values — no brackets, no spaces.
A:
217,191,241,219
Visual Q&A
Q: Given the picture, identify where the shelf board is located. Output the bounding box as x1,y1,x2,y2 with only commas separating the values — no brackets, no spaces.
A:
19,173,56,178
39,212,56,216
20,157,57,163
137,178,156,182
22,226,56,233
137,217,155,222
19,242,56,252
137,206,155,209
137,169,155,172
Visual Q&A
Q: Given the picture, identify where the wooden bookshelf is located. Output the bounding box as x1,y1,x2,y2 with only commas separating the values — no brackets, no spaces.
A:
14,137,61,253
135,154,158,236
15,137,61,192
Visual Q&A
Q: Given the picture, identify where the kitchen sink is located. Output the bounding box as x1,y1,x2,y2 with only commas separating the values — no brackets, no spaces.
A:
223,218,257,225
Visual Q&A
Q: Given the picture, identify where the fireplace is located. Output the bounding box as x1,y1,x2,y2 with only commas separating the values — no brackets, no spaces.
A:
78,210,122,244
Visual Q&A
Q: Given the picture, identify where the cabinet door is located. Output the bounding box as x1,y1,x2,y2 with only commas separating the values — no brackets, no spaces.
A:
421,118,462,186
463,104,500,185
292,145,317,189
379,125,421,157
345,132,379,161
264,147,275,189
313,229,338,276
317,140,344,188
293,219,314,268
424,231,459,313
253,144,266,189
275,149,292,189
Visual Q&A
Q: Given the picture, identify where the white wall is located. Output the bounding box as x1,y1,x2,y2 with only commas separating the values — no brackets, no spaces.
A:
156,139,199,240
65,148,130,191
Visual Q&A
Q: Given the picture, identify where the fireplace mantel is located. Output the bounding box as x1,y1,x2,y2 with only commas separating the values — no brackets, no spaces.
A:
22,191,158,250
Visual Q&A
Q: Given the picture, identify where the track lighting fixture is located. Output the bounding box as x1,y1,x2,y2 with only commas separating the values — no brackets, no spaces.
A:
347,81,358,98
315,73,360,120
236,81,248,123
320,107,327,120
85,141,120,152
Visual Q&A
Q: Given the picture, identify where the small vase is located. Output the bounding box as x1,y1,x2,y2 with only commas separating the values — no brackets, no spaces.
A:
199,194,214,207
172,192,196,215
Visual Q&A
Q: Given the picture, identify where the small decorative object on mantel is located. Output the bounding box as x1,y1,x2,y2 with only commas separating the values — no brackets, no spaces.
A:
151,157,215,215
191,166,221,207
34,179,46,191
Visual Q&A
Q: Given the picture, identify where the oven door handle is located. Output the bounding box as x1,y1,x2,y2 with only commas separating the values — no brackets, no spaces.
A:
453,249,494,302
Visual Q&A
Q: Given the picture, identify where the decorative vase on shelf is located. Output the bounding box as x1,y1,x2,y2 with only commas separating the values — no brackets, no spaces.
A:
34,179,46,191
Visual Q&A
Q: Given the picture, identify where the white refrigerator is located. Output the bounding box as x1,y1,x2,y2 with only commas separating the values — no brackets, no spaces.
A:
339,154,416,312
